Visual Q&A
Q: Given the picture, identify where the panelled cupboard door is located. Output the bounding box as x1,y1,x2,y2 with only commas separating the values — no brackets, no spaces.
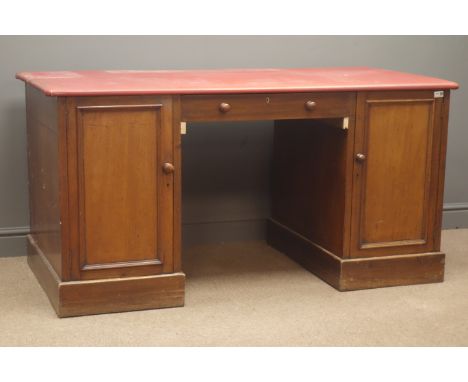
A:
65,96,175,280
350,91,447,258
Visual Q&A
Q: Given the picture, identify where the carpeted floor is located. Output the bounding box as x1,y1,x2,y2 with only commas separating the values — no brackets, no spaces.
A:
1,229,467,346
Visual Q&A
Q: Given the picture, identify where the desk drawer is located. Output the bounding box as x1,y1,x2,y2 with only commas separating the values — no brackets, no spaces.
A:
181,92,355,122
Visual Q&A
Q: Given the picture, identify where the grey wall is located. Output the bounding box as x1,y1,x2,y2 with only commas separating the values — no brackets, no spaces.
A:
1,36,467,255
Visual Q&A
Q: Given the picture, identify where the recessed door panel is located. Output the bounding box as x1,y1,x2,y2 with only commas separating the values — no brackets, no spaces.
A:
73,101,174,279
351,92,441,258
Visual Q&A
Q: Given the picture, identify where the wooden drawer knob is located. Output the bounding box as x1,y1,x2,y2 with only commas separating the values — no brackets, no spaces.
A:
305,100,317,111
162,162,175,174
219,102,231,113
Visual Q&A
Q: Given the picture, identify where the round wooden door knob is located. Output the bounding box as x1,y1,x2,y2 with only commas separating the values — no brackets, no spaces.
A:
305,100,317,111
355,153,366,162
162,162,175,174
219,102,232,113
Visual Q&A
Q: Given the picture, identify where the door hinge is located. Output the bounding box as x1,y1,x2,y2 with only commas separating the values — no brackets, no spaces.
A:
434,91,444,98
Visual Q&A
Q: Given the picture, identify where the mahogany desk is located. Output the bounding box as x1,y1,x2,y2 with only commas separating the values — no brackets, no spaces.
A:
16,67,459,317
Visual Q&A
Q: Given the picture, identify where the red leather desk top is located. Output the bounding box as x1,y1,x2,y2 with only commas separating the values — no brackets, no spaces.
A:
16,67,459,96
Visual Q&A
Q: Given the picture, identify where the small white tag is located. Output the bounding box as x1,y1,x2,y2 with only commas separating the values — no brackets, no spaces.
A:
180,122,187,135
434,91,444,98
342,117,349,130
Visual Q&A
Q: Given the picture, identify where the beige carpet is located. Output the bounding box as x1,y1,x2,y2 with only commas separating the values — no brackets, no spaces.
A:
1,229,468,346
